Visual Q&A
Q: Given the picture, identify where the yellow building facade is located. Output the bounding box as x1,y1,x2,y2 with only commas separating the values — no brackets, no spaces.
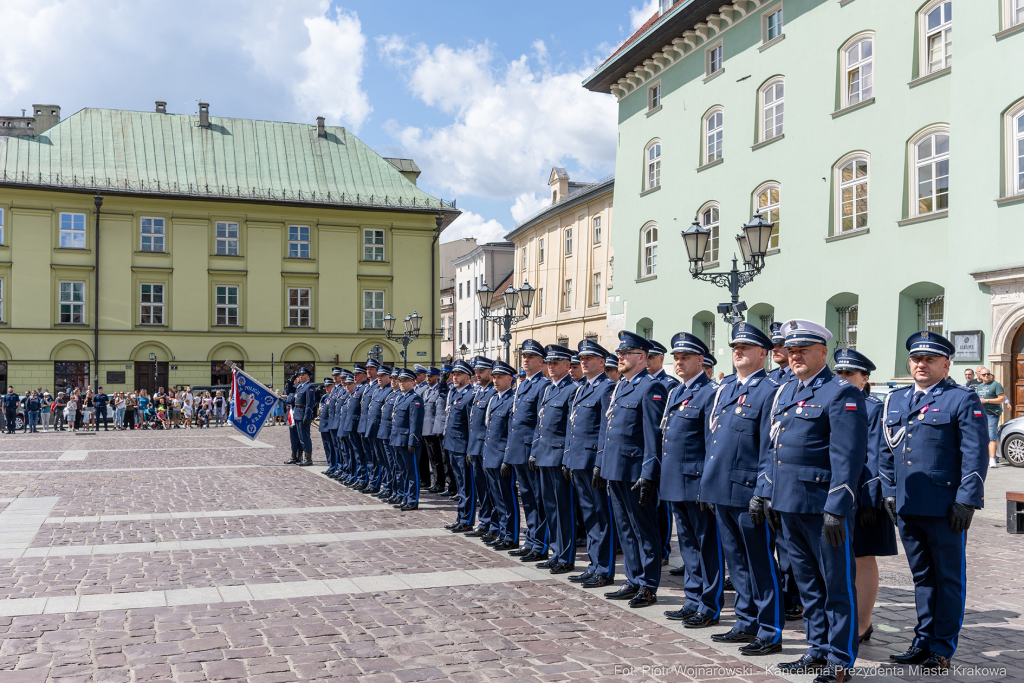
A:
0,107,457,393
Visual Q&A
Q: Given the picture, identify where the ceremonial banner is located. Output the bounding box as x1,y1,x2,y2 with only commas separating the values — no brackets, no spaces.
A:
230,366,279,441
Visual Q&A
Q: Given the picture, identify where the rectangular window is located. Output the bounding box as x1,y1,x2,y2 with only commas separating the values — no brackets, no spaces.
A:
839,158,869,232
565,228,573,255
916,132,949,216
702,322,715,351
458,322,463,345
140,217,165,252
0,279,3,322
845,38,873,107
288,226,310,258
59,281,86,324
140,283,164,325
917,296,944,335
592,272,601,306
765,8,783,42
1016,112,1024,194
459,282,463,299
59,213,86,249
536,289,544,316
363,290,384,329
563,279,572,310
539,238,545,263
593,216,602,244
215,285,239,326
925,2,952,74
363,229,385,261
1015,0,1024,26
288,287,311,327
706,43,723,76
0,208,5,245
54,361,90,394
474,318,478,344
215,221,239,255
706,110,724,164
836,306,859,349
649,83,661,110
522,247,527,270
762,81,784,141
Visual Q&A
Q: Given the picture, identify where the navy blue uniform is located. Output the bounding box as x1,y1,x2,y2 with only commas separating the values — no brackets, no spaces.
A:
659,373,723,619
318,389,336,470
468,384,497,533
3,392,20,433
563,374,616,579
703,370,785,643
597,370,667,591
390,389,425,506
363,382,392,490
443,384,476,525
852,391,898,558
758,367,866,668
378,388,401,495
503,372,551,554
534,374,579,566
93,392,110,430
293,381,315,454
879,382,988,659
652,368,679,563
483,388,517,543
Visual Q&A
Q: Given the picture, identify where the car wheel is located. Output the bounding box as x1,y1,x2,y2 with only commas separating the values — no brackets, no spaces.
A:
15,416,24,431
1004,435,1024,468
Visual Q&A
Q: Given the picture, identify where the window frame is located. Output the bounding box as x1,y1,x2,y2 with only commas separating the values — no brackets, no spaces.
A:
698,202,721,265
705,41,724,78
363,228,386,262
0,278,4,323
1004,0,1024,29
362,289,385,329
522,246,528,270
1004,99,1024,198
642,223,659,278
841,33,874,109
0,207,4,246
214,221,240,256
140,217,166,253
753,182,781,250
139,283,165,326
703,106,724,165
759,77,785,143
593,216,602,244
563,279,573,311
59,212,87,250
645,139,662,191
536,288,544,316
919,0,952,76
834,152,870,235
592,272,602,307
287,225,311,259
287,286,312,328
565,227,573,256
648,81,662,111
215,284,240,327
763,5,783,44
58,280,86,325
909,125,950,218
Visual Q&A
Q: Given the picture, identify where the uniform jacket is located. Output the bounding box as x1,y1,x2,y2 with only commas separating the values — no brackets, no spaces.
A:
653,369,680,392
468,384,495,457
482,388,515,468
659,373,717,503
532,374,578,466
389,390,425,450
378,388,400,440
293,382,315,422
2,393,20,410
318,391,333,433
93,393,109,409
336,390,352,434
562,374,615,470
756,366,867,517
701,370,778,508
596,370,667,483
431,384,449,435
858,392,885,508
421,383,440,437
442,383,474,453
767,365,792,384
356,381,378,433
327,385,344,431
414,381,429,398
503,371,551,465
341,382,364,434
362,383,392,439
879,382,988,516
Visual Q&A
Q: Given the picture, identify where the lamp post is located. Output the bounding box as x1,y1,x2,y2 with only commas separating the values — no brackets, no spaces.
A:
382,311,422,369
149,352,157,392
681,211,775,324
458,344,469,360
476,280,535,364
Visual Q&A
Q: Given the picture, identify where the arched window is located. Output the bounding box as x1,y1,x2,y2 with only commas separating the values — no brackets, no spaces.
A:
760,77,784,142
704,107,723,165
910,126,949,217
642,224,658,277
835,153,869,234
645,140,662,191
1004,0,1024,29
842,34,873,107
1005,99,1024,198
699,203,720,265
920,1,952,75
754,183,781,249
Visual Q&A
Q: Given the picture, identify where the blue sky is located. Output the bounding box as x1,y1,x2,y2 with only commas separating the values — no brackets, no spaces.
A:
0,0,661,243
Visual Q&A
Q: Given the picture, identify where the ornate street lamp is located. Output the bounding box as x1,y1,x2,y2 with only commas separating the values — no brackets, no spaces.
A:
477,280,534,363
383,310,421,369
681,211,774,324
459,344,469,359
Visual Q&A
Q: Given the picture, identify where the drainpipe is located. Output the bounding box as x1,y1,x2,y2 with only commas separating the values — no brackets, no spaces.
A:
93,195,103,391
432,214,442,366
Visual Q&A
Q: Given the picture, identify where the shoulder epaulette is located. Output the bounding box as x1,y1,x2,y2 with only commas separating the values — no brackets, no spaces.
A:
865,394,882,404
834,376,849,386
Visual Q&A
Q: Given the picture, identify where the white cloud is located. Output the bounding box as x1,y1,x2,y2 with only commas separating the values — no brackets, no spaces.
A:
630,0,659,31
510,192,550,224
381,38,616,201
442,210,507,245
0,0,371,131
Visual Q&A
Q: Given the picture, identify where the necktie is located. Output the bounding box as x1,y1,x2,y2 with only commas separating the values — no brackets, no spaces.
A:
913,390,925,407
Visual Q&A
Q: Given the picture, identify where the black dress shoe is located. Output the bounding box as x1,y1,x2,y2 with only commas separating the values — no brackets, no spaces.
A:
508,547,531,556
628,587,657,608
480,532,498,543
520,551,548,563
664,607,697,621
739,637,782,656
812,664,852,683
400,504,418,511
549,563,575,575
352,483,367,491
662,558,669,566
858,624,873,643
581,575,614,588
889,646,931,665
440,490,457,497
493,541,519,551
711,628,755,643
683,612,719,628
464,528,488,537
723,577,734,591
920,653,950,671
778,654,828,674
785,603,804,621
536,558,557,569
392,503,404,509
605,584,639,600
450,523,472,533
444,522,460,530
568,571,594,583
669,566,686,577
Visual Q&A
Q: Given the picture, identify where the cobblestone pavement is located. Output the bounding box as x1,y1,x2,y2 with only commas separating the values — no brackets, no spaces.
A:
0,427,1021,683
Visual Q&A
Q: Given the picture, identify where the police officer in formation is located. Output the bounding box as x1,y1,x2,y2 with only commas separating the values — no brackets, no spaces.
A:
310,321,986,682
284,367,314,466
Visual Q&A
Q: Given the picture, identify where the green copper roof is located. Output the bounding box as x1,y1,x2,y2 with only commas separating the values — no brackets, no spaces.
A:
0,108,454,213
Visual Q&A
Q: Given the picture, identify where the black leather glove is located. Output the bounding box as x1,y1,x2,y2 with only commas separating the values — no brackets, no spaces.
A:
748,496,766,526
631,478,654,507
465,453,474,467
592,466,605,490
883,497,898,525
765,498,782,532
698,501,714,513
561,465,573,483
948,502,975,532
823,512,846,547
408,444,416,455
528,456,537,472
857,505,880,528
499,462,511,479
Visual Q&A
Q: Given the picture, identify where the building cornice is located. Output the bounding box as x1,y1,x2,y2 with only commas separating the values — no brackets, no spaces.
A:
504,178,614,242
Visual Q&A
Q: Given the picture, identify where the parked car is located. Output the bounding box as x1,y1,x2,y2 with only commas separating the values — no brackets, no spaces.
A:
997,416,1024,467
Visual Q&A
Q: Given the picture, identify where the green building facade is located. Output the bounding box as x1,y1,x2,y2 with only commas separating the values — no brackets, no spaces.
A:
0,107,457,394
585,0,1024,404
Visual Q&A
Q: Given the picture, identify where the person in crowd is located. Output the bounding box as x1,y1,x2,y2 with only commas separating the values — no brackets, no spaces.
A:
973,366,1006,468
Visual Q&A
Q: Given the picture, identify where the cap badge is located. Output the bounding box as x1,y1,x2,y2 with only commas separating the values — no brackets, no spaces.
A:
921,331,929,340
790,321,798,329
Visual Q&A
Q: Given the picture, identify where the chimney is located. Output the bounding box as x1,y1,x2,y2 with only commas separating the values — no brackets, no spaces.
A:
31,104,60,134
155,101,167,114
198,102,209,128
316,116,325,138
